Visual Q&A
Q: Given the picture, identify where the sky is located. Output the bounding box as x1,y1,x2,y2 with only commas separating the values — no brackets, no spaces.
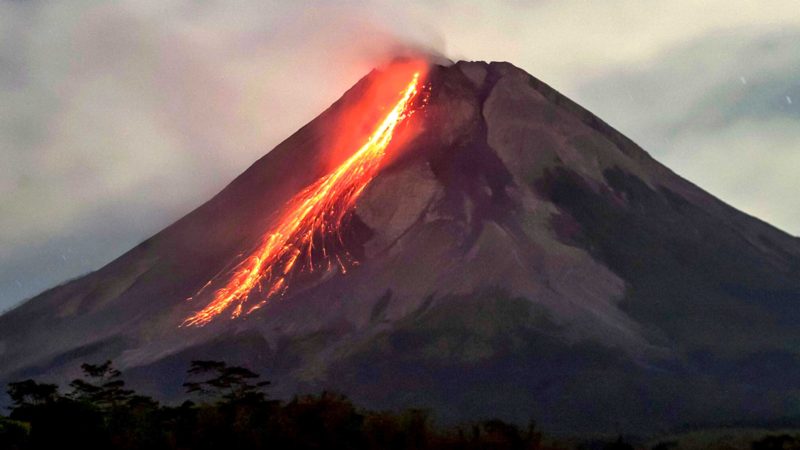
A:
1,0,799,311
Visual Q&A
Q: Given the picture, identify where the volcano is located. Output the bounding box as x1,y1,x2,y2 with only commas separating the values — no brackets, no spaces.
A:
2,60,800,435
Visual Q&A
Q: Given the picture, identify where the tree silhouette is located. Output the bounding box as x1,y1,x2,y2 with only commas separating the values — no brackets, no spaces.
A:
2,359,559,449
7,379,59,409
68,360,136,409
183,360,271,403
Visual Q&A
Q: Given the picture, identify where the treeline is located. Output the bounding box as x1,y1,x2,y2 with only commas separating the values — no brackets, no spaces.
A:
0,360,546,450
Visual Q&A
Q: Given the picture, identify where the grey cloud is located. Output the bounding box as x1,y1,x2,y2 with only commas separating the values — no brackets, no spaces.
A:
0,0,441,310
576,28,800,236
2,0,799,311
576,29,800,135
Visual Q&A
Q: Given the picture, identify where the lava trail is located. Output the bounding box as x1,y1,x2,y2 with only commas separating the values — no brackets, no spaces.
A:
183,72,422,327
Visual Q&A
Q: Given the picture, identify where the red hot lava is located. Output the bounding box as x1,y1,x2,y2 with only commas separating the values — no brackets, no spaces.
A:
183,65,426,327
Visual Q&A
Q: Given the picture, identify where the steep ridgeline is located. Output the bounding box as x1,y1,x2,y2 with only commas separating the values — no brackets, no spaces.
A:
2,60,799,435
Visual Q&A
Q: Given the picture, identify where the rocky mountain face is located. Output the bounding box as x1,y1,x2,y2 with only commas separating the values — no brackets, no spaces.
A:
2,60,800,435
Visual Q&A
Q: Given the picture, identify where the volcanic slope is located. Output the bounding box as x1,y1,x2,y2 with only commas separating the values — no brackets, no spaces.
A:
2,60,800,435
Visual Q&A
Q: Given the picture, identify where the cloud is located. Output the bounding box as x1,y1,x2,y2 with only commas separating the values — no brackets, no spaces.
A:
576,28,800,235
0,0,442,310
1,0,799,310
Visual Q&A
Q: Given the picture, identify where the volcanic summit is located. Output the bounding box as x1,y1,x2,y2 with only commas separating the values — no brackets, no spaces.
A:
2,60,799,435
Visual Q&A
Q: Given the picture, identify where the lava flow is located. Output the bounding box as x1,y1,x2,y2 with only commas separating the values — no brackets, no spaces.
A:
183,71,422,327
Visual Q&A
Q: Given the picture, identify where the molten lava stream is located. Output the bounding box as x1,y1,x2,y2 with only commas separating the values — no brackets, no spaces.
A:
183,72,422,327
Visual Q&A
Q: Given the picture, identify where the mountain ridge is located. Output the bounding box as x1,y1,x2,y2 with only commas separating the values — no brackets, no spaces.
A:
2,59,799,435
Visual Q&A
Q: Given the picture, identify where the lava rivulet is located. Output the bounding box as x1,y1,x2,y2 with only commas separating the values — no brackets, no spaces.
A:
183,71,422,327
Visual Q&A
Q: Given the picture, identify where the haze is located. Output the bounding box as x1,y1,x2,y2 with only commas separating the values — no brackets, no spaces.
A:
1,0,799,311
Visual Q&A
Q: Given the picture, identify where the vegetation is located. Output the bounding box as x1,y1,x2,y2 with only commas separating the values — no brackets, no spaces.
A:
0,360,545,450
2,360,798,449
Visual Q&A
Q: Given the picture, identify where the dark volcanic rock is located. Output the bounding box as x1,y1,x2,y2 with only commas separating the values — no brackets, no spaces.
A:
2,60,799,436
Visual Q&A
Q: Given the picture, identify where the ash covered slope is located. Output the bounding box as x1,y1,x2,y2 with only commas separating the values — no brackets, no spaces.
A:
2,61,800,435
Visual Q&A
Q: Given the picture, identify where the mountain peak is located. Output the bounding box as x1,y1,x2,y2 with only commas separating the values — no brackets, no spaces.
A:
2,59,800,434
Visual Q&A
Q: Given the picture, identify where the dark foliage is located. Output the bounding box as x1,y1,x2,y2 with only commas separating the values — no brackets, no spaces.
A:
5,360,797,449
1,360,547,450
183,360,271,403
7,380,59,408
751,434,800,450
603,436,634,450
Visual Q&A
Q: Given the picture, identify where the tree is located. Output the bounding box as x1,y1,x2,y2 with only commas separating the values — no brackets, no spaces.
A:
0,416,31,450
183,360,271,403
603,436,634,450
7,376,107,449
68,360,136,409
7,379,59,409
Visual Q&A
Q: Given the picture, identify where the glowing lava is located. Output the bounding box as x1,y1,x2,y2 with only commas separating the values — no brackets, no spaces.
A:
183,71,422,327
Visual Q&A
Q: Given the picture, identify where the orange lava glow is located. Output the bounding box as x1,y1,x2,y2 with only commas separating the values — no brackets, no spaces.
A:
183,70,423,327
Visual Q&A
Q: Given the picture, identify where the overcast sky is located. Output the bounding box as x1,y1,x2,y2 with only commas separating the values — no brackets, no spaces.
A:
1,0,799,311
